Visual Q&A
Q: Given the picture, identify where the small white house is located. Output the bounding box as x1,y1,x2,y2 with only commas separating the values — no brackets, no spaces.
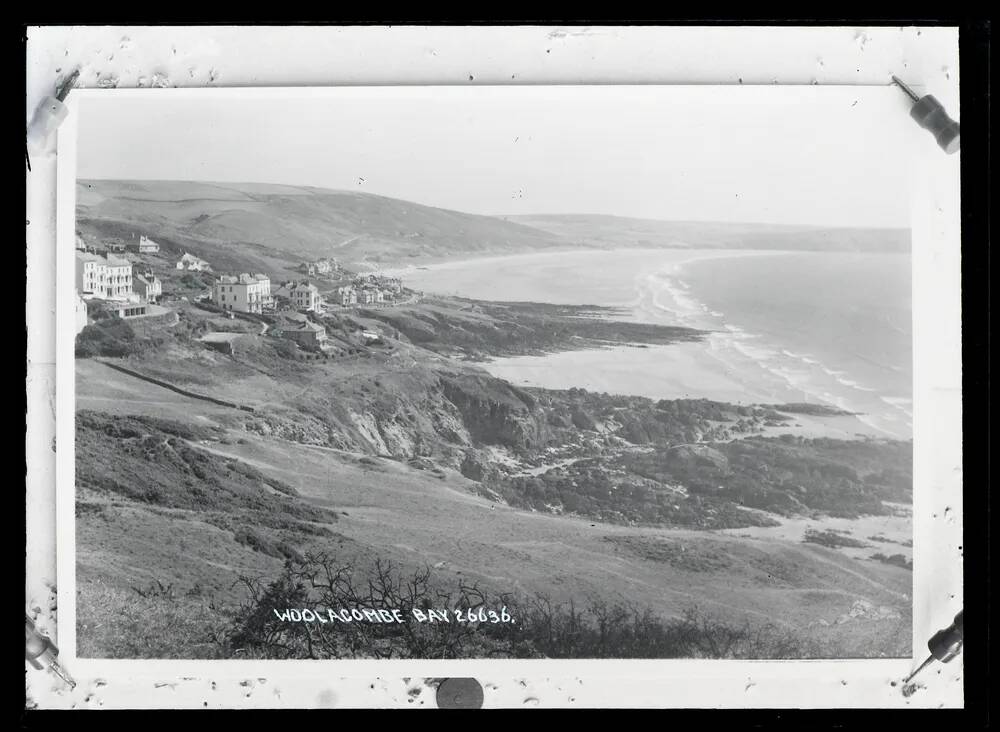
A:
137,235,160,253
176,252,212,271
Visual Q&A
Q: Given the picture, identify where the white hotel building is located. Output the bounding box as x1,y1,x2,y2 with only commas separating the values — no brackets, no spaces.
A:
75,251,133,300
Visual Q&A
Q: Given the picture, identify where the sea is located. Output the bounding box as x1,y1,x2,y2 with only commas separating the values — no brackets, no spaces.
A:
395,248,913,440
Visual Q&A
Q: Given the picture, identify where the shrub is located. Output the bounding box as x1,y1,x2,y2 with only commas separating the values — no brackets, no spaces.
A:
233,527,305,562
870,553,913,570
75,319,137,358
803,529,870,549
220,553,808,660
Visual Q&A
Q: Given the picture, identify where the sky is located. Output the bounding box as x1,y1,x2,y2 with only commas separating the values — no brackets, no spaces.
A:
76,86,913,228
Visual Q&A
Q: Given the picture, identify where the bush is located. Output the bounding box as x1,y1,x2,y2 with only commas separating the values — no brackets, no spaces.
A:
271,339,299,359
75,317,172,358
233,527,304,562
803,529,870,549
871,553,912,570
221,553,808,660
75,319,137,358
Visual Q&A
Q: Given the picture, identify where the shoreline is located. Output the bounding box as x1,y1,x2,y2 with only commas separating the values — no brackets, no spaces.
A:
381,245,786,282
479,342,900,441
384,247,912,441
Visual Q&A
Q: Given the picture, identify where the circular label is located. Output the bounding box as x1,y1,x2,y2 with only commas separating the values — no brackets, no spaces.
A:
436,677,485,709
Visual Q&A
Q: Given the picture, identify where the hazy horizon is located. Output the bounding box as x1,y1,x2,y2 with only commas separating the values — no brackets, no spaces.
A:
76,86,912,229
78,176,910,233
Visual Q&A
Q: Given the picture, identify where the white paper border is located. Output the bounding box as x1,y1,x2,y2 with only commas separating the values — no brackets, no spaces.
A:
52,85,963,708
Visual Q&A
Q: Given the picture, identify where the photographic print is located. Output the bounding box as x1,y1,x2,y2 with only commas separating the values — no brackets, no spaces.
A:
70,86,914,661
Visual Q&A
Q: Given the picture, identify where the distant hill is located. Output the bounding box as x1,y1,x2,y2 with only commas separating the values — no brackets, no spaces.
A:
76,180,567,268
503,214,910,253
76,181,910,276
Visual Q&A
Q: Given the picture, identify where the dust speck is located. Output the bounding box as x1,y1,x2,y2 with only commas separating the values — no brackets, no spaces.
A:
150,72,172,88
317,688,337,706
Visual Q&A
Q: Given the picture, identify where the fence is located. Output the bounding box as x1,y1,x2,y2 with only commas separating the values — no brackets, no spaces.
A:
97,360,256,413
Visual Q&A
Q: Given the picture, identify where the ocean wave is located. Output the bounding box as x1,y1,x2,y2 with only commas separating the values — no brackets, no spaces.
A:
835,377,879,392
632,255,912,438
633,270,712,328
880,396,914,418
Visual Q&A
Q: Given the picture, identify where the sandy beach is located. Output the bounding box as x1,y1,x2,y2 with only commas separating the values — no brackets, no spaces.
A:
396,247,911,441
483,342,784,404
484,343,887,439
388,247,781,308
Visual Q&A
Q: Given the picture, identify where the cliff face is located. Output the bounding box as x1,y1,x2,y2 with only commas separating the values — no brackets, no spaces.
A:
439,372,550,452
249,365,551,464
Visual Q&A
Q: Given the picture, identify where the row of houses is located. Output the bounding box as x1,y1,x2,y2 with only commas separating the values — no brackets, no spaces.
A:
76,233,160,255
353,273,403,294
76,229,217,274
298,257,340,277
209,274,406,315
324,275,403,307
326,284,389,307
210,275,326,315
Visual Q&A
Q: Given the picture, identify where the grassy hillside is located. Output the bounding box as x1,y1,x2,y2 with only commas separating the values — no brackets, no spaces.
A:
77,181,909,275
77,179,566,268
75,393,911,659
75,316,912,659
505,214,910,253
72,181,913,659
359,296,706,361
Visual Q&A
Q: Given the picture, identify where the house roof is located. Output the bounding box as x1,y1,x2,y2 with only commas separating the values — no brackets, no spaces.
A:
225,272,271,285
287,320,325,333
77,250,131,267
